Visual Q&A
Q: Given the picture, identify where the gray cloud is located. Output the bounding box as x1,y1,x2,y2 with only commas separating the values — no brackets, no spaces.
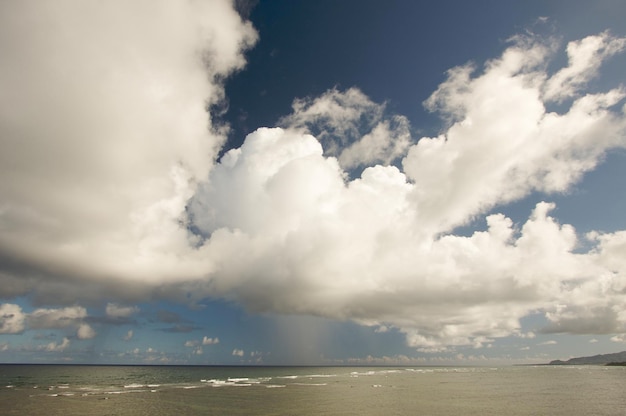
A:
156,310,186,324
0,0,257,297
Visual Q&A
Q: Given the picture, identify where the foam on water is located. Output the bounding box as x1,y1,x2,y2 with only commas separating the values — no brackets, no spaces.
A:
201,378,255,387
4,364,626,416
227,377,249,382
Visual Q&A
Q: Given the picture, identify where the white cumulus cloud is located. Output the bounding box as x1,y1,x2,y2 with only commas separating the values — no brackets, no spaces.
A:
543,31,626,102
279,88,411,169
187,32,626,349
1,303,98,339
42,337,70,352
0,303,25,334
105,303,139,319
77,323,96,340
202,336,220,345
27,306,88,330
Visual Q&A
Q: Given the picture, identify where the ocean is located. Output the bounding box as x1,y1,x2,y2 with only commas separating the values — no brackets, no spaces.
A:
0,364,625,415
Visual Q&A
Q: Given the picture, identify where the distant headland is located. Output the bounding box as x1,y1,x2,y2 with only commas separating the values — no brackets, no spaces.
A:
549,350,626,366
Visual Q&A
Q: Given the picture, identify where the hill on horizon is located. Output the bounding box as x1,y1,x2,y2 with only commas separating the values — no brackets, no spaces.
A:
549,351,626,365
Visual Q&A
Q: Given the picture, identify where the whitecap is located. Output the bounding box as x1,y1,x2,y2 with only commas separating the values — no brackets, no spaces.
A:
210,381,237,387
204,379,228,385
107,390,144,395
246,377,272,384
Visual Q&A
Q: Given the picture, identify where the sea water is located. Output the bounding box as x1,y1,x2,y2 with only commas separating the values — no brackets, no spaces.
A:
1,365,625,415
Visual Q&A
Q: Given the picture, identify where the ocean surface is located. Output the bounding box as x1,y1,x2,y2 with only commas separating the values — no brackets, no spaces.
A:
1,364,625,415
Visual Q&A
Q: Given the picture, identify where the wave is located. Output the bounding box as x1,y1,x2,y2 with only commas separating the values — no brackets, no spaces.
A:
8,365,507,400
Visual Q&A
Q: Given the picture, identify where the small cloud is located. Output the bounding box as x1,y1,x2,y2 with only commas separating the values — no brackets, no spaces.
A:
610,334,626,343
472,337,493,349
202,336,219,345
417,346,451,353
194,347,203,355
106,303,139,319
0,303,25,334
41,337,70,352
0,343,9,351
76,323,96,339
539,340,558,346
123,330,133,341
589,338,599,343
250,351,263,363
28,306,87,330
185,336,218,348
232,349,244,357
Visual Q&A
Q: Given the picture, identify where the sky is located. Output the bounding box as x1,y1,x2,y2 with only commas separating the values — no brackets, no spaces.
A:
1,0,626,366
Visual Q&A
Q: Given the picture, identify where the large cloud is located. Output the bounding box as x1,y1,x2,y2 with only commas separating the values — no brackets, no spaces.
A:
0,0,256,299
2,11,626,351
189,32,626,348
407,32,626,233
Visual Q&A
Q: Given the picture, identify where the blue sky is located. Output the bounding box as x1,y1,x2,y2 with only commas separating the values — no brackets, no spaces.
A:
1,0,626,365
